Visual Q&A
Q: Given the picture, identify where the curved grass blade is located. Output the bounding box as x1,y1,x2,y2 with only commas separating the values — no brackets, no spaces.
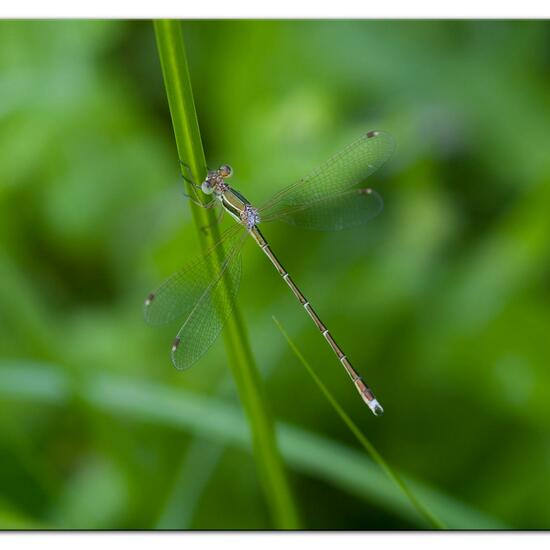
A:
261,187,384,231
272,316,446,530
0,362,507,529
172,231,247,370
144,224,243,326
259,131,394,220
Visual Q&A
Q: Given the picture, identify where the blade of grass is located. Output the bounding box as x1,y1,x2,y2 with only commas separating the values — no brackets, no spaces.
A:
0,361,505,529
272,316,446,529
153,20,299,529
155,319,297,528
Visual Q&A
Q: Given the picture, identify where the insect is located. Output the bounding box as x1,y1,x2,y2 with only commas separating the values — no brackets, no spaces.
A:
145,131,394,416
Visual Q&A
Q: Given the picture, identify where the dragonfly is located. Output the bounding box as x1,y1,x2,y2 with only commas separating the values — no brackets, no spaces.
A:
145,130,394,416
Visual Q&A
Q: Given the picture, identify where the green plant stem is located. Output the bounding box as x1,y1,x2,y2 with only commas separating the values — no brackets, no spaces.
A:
153,20,299,529
0,362,506,529
272,316,446,530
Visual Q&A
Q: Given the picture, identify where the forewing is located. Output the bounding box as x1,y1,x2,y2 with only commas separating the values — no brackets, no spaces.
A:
144,224,244,326
261,188,384,231
171,230,246,370
260,131,394,221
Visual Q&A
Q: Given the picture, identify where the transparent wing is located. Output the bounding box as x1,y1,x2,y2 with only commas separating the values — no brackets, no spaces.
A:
261,188,384,231
144,223,244,326
172,229,247,370
259,131,394,227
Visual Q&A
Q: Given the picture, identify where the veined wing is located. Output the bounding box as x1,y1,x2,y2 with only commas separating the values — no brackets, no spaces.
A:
171,229,247,370
144,223,244,326
259,131,394,224
260,187,384,231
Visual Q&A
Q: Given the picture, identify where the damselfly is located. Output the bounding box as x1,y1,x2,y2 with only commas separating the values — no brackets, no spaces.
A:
145,131,394,416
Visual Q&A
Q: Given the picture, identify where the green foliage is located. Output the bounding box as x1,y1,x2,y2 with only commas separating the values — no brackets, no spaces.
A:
153,20,299,528
0,361,504,529
272,316,445,529
0,20,549,529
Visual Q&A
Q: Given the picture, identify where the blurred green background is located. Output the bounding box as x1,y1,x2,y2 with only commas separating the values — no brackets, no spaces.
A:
0,19,549,530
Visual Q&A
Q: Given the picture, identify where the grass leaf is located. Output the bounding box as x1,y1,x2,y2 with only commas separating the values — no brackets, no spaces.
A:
272,316,446,529
0,361,505,529
153,20,299,528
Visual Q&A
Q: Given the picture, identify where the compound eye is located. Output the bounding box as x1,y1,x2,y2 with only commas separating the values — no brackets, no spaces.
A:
201,181,214,195
219,164,233,178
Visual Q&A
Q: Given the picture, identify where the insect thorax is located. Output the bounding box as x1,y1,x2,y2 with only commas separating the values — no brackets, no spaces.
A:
240,203,261,230
211,176,230,195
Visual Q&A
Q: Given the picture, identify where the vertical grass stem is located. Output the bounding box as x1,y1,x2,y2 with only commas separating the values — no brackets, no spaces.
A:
153,20,299,529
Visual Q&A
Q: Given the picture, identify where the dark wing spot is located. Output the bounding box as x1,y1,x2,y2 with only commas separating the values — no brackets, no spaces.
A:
366,130,379,138
172,337,181,351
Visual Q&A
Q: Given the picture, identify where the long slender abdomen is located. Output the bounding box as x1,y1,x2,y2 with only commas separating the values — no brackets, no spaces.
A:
250,226,383,416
